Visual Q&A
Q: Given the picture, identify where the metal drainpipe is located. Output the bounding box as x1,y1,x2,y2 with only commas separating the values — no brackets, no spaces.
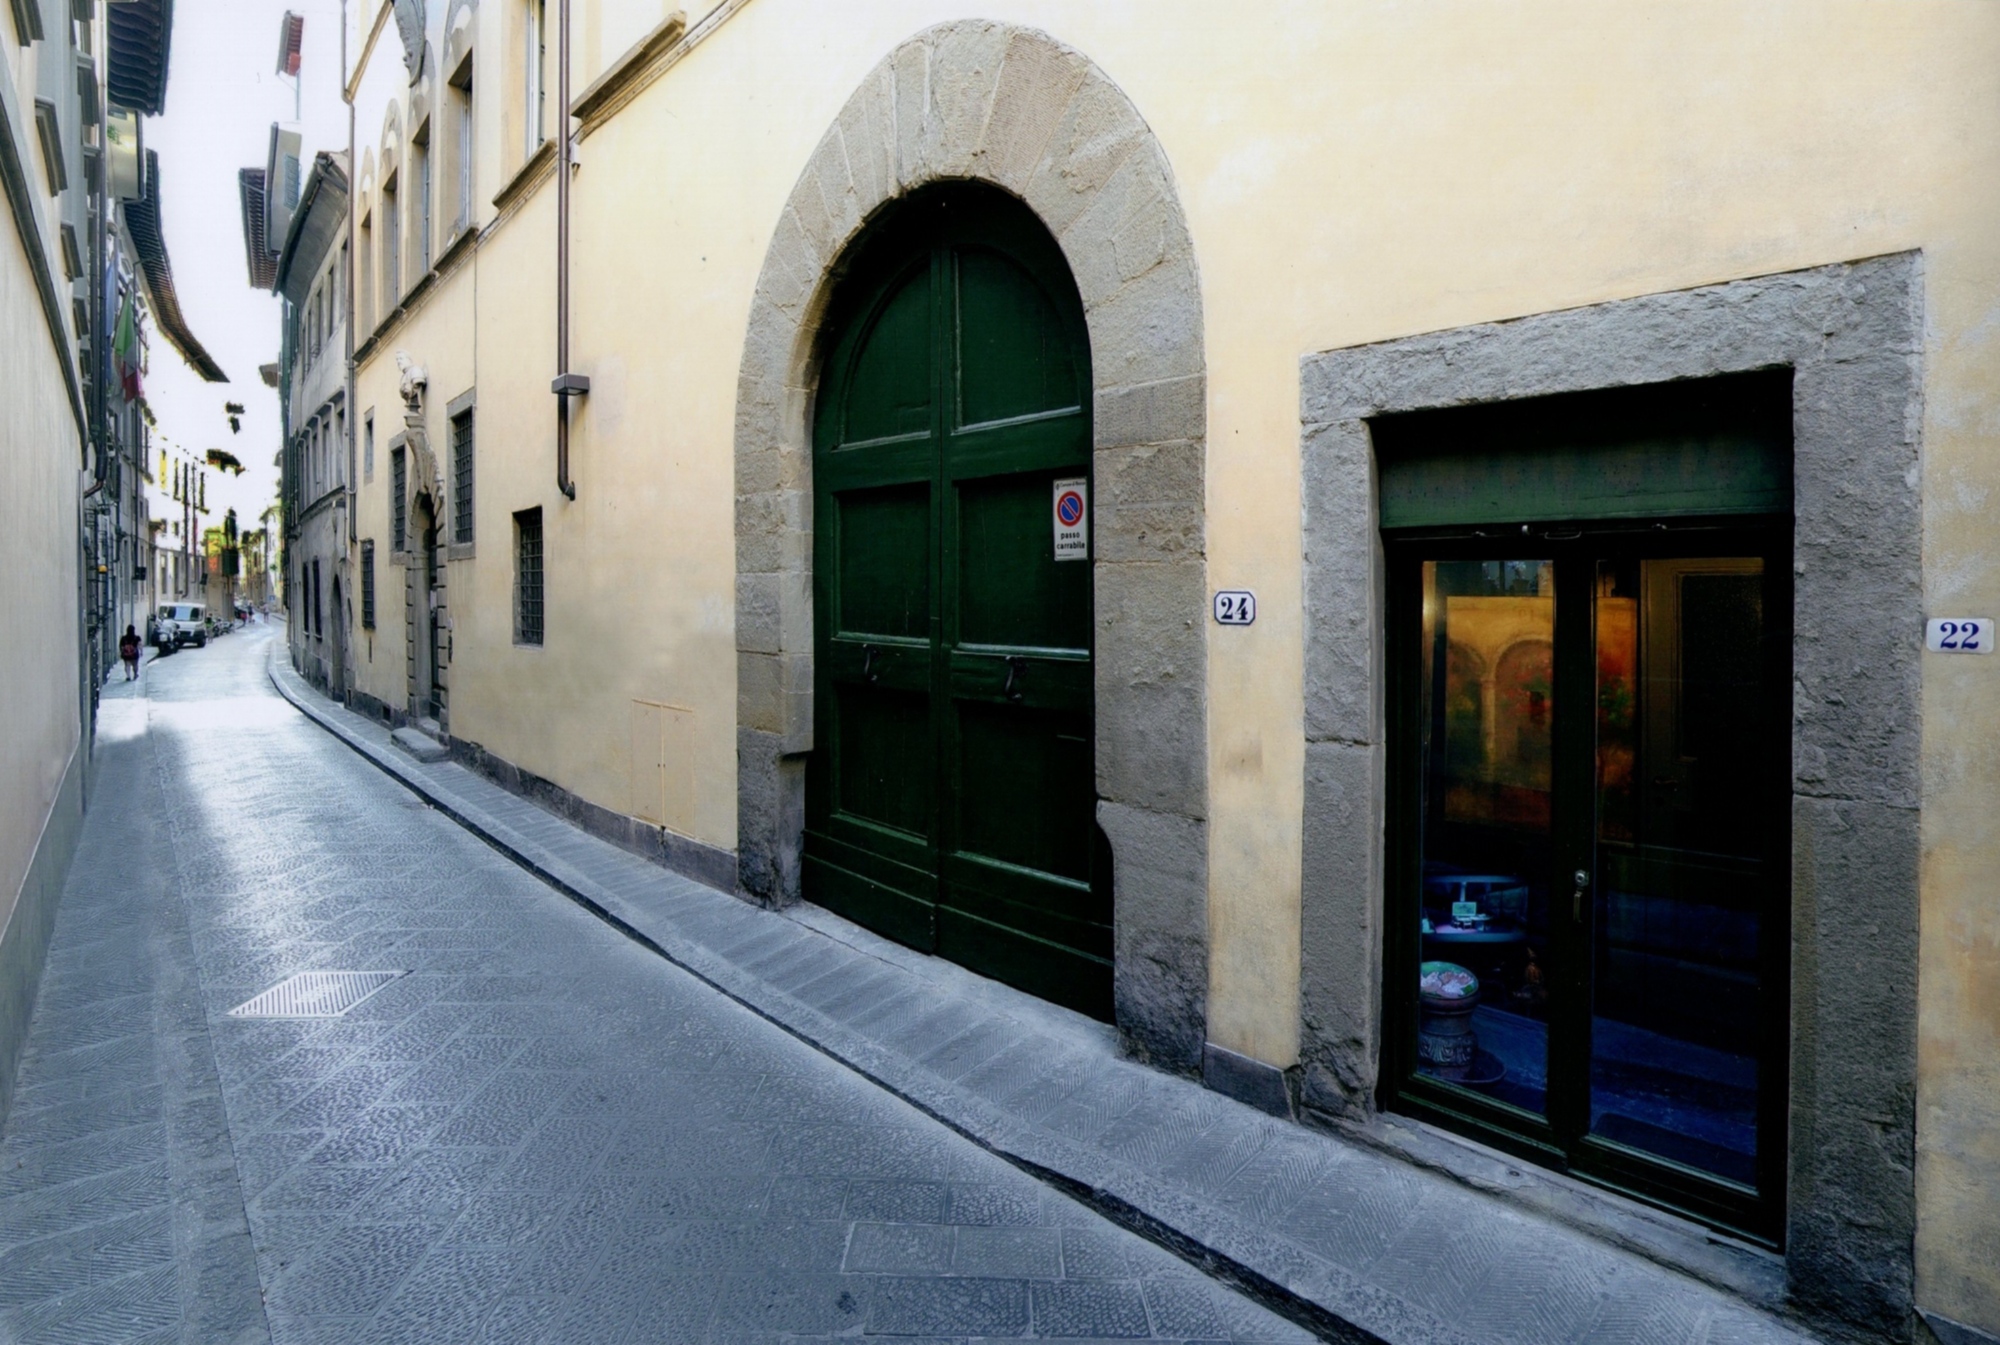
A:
345,0,357,551
340,0,358,699
551,0,584,499
90,0,109,692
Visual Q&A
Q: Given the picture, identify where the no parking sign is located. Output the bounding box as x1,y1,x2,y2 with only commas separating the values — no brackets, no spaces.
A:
1052,478,1088,561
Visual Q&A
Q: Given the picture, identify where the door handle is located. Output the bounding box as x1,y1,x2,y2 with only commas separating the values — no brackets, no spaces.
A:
1572,868,1590,923
862,645,879,683
1003,655,1026,701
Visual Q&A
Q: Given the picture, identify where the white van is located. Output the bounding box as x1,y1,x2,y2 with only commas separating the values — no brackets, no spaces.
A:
156,603,206,649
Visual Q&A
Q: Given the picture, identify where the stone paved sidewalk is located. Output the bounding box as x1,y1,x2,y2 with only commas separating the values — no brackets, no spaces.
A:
269,646,1828,1345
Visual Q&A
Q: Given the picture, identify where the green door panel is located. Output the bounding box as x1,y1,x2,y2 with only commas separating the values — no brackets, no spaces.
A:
944,651,1090,709
831,685,933,837
803,850,936,950
953,702,1096,882
956,246,1083,427
954,474,1092,652
835,484,931,641
805,183,1110,1018
937,905,1112,1019
842,263,933,445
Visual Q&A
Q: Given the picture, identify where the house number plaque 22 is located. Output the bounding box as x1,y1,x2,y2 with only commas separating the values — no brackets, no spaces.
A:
1926,617,1994,653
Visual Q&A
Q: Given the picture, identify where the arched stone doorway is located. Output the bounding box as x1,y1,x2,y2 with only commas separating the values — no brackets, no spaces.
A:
735,22,1208,1064
408,491,444,726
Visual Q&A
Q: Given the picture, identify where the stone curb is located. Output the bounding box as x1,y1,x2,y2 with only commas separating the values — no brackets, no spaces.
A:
266,648,1821,1345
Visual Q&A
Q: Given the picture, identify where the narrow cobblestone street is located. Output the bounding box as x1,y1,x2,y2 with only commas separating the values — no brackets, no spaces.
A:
0,626,1313,1344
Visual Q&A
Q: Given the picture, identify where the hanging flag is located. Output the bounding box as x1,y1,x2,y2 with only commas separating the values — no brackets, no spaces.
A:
112,289,142,400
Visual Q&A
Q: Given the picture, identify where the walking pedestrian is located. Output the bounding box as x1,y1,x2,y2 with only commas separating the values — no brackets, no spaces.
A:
119,625,141,680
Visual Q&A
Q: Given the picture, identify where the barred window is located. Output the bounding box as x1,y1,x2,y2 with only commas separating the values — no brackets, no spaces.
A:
360,540,376,629
391,446,407,551
451,409,474,543
514,507,543,646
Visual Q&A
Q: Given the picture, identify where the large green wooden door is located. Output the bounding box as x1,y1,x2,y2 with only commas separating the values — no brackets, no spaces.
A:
805,185,1110,1019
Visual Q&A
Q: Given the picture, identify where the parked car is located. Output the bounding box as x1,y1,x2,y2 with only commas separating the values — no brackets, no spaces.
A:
155,602,207,649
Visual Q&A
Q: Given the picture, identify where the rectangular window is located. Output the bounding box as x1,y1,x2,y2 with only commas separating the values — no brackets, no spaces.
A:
452,56,474,233
33,99,65,193
524,0,545,157
391,445,408,551
361,540,376,628
514,507,543,645
358,213,374,331
382,174,400,306
363,411,375,482
412,120,432,273
451,409,475,543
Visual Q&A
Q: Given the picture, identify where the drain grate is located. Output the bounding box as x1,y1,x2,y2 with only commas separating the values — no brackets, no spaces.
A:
226,971,407,1019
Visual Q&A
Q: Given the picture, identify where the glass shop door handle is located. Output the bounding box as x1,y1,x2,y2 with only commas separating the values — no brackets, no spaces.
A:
1572,869,1590,923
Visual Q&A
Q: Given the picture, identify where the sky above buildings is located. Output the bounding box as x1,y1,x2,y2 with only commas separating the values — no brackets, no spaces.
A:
143,0,349,530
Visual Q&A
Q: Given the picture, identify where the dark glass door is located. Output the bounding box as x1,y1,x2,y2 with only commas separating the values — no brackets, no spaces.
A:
1386,522,1789,1240
805,185,1110,1019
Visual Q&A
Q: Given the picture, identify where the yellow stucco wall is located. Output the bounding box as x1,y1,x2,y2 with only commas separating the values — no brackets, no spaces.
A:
344,2,2000,1327
0,84,83,950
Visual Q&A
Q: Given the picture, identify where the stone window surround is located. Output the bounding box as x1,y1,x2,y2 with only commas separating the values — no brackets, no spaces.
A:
1297,254,1924,1334
732,21,1211,1068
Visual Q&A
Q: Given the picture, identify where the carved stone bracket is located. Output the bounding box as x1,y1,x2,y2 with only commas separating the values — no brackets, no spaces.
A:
395,350,444,508
393,0,427,83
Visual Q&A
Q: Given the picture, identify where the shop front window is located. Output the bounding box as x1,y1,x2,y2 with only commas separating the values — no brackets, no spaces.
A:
1388,527,1786,1241
1589,557,1767,1186
1415,559,1555,1115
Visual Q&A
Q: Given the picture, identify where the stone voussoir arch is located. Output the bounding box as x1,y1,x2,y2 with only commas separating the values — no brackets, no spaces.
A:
733,20,1210,1067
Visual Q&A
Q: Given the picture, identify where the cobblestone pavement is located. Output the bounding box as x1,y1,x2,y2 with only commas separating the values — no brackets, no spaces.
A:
0,625,1316,1344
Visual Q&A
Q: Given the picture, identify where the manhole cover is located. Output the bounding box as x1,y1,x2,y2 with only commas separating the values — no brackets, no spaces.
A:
227,971,407,1019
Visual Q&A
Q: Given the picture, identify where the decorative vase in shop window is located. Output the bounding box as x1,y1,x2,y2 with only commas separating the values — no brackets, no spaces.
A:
1418,961,1480,1081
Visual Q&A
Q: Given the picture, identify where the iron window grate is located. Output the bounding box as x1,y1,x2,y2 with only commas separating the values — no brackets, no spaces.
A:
361,539,377,629
451,409,474,543
391,446,407,551
515,507,543,645
226,970,406,1019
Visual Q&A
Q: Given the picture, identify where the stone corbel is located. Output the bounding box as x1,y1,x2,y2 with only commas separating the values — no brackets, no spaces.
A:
395,350,445,508
393,0,427,82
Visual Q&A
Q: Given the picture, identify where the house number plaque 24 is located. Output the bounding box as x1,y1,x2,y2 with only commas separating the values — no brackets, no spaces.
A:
1213,590,1256,626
